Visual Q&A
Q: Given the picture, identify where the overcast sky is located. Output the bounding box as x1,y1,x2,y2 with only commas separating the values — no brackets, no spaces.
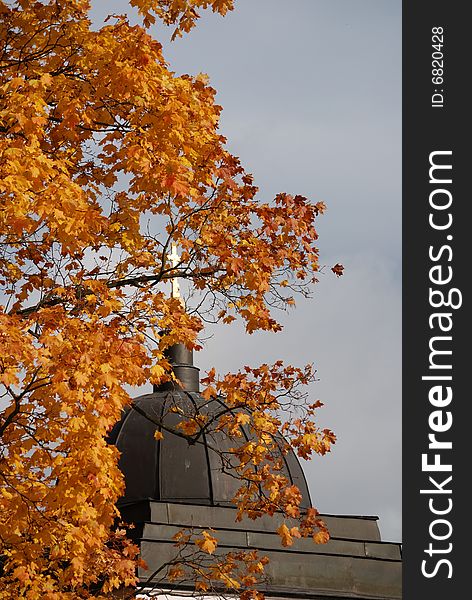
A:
95,0,402,541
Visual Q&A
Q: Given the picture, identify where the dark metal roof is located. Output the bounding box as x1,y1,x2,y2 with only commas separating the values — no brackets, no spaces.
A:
108,389,312,509
109,344,311,508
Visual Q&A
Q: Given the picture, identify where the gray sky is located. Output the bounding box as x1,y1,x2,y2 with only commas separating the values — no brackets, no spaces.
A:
101,0,401,542
156,0,402,542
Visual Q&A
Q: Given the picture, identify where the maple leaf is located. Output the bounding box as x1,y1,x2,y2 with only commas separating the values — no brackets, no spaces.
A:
168,565,185,580
195,580,209,591
277,523,293,547
177,419,200,436
195,530,218,554
150,363,166,383
313,529,330,544
331,263,344,277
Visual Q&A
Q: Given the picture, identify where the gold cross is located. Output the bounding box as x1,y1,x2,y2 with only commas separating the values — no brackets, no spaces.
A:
168,243,182,302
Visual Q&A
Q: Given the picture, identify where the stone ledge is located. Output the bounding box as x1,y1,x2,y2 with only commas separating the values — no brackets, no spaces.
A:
120,501,384,542
139,522,401,561
138,541,402,599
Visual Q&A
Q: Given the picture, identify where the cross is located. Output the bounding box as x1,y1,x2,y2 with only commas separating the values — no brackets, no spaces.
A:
168,243,182,302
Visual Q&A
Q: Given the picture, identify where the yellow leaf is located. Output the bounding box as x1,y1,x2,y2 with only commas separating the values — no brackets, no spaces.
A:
195,530,218,554
277,523,293,547
313,529,330,544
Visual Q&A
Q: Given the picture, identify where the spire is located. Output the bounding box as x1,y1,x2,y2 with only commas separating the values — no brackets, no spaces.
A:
168,243,183,305
155,244,199,392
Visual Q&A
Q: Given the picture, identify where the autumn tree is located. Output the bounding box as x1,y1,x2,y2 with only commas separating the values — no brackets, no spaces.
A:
0,1,342,597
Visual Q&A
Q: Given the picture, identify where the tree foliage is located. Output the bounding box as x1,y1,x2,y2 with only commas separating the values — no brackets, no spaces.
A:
0,1,342,597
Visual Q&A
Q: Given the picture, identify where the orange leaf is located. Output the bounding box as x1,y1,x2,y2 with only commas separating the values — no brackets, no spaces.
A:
277,523,293,547
195,530,218,554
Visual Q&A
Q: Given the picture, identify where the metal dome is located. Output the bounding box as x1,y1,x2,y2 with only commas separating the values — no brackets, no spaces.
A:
108,345,311,509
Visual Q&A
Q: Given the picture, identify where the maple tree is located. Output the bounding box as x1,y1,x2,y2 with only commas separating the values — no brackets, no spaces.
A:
0,0,342,598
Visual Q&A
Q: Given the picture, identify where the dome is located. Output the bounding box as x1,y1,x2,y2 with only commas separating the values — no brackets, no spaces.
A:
109,345,311,509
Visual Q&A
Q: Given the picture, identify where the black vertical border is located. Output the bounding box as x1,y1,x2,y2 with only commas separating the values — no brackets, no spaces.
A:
403,2,467,598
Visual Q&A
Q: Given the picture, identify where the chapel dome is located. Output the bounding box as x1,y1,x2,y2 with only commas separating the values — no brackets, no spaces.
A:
108,345,311,509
